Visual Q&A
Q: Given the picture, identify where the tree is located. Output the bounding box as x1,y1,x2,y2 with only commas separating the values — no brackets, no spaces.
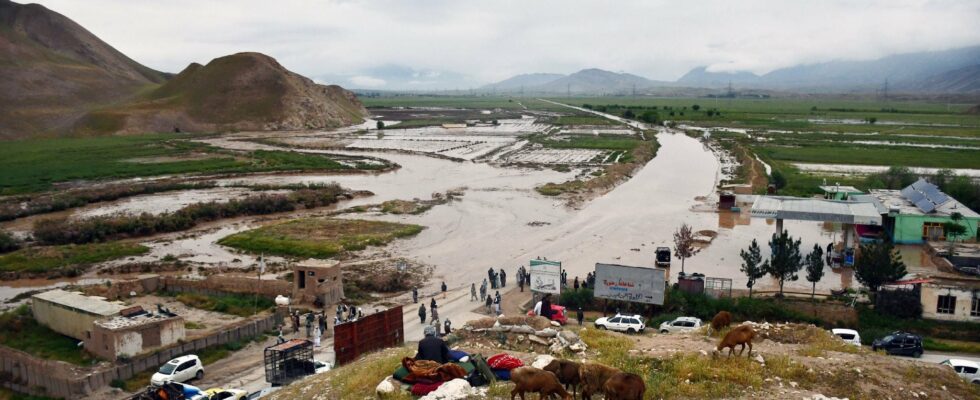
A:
867,117,877,124
739,239,765,298
854,242,907,294
762,230,803,297
622,109,636,119
805,244,825,300
673,223,700,275
376,120,385,130
692,104,701,111
770,169,787,190
944,212,968,256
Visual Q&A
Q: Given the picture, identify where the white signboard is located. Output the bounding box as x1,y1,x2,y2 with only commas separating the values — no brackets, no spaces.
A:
593,263,666,305
529,259,561,294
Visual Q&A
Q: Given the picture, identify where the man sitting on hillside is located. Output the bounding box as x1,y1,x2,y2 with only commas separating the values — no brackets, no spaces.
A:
416,325,449,364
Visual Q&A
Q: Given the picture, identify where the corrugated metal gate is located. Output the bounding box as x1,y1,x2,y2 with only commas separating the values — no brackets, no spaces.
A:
333,305,404,365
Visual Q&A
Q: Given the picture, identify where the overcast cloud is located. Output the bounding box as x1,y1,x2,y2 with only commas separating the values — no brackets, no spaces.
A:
32,0,980,89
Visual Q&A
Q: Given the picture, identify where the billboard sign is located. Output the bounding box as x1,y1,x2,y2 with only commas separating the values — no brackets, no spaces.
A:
594,263,666,305
529,259,561,294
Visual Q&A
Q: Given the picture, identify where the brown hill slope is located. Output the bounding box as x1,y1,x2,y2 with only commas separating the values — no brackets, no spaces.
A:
76,52,367,134
0,0,167,139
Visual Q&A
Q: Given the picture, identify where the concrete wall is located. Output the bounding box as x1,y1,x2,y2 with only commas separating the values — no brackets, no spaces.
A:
921,284,979,322
293,264,344,305
1,313,277,399
893,214,979,244
30,297,104,341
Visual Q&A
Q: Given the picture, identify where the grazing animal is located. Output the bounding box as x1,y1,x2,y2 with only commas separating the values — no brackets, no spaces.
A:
578,362,621,400
510,366,572,400
710,311,732,334
603,372,646,400
543,359,582,397
717,324,756,357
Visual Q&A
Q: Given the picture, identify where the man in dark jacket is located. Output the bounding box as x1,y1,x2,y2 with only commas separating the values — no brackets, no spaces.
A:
540,294,553,320
577,307,584,326
418,303,426,324
416,326,449,364
412,287,418,303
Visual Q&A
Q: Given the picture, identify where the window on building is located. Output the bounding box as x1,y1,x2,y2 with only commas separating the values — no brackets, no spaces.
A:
972,297,979,317
937,295,956,314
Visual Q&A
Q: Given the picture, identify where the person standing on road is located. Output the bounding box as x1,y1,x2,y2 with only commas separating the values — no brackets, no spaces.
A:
305,312,314,338
277,325,286,344
481,279,487,301
470,283,477,301
318,314,327,338
412,287,418,303
577,307,584,326
441,281,448,299
312,325,321,347
487,268,496,289
574,277,580,290
485,293,493,313
418,303,427,324
493,291,502,315
500,268,506,287
443,318,452,335
518,273,524,292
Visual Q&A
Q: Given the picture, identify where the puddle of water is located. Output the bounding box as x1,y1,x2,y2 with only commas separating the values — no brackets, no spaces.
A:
792,163,980,178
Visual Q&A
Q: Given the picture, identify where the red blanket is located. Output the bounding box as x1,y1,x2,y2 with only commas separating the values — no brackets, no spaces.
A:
487,353,523,370
411,381,445,396
401,357,468,383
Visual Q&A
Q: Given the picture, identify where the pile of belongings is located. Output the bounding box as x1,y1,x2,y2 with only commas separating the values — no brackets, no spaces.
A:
486,353,524,380
392,350,494,396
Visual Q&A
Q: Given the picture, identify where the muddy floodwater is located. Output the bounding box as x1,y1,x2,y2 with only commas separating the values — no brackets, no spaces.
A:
1,127,889,302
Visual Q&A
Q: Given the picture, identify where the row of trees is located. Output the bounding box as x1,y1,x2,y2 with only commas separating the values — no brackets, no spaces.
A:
738,230,907,299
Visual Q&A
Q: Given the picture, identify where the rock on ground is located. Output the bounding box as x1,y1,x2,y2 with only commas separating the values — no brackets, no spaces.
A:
419,378,475,400
531,354,556,369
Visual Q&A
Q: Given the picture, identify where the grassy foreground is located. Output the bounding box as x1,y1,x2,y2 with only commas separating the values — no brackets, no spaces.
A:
218,218,424,259
0,242,148,275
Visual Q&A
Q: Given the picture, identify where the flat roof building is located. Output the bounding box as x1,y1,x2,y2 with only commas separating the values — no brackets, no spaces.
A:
86,311,185,360
863,179,979,244
31,289,125,341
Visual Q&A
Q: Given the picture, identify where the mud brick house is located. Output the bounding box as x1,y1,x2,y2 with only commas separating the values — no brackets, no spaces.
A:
293,259,344,306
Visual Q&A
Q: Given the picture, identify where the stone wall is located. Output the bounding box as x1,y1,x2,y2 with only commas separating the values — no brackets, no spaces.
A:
163,275,291,300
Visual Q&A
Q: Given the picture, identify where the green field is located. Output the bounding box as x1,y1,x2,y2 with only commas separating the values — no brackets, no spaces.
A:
0,135,366,194
754,143,980,169
552,115,622,126
218,218,424,259
0,242,148,274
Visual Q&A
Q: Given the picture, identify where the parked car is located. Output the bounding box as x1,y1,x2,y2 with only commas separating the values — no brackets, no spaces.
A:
203,388,247,400
151,355,205,386
313,360,332,374
831,328,862,347
871,332,923,358
526,304,569,325
137,382,207,400
659,316,702,334
939,359,980,384
594,314,645,333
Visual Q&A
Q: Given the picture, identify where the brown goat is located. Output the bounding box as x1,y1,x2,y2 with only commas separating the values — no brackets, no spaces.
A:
710,311,732,334
716,324,756,357
603,372,646,400
578,362,621,400
543,359,582,397
510,366,572,400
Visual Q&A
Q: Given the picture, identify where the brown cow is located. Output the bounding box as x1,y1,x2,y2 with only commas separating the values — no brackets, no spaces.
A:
716,324,756,357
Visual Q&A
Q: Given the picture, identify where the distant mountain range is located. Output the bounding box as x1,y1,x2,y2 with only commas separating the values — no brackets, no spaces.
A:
0,0,364,139
487,46,980,95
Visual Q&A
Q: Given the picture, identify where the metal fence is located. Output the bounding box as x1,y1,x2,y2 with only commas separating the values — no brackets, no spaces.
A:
704,277,733,299
333,306,404,365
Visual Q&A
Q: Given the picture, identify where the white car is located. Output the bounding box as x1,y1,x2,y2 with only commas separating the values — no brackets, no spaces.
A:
203,388,247,400
151,355,205,386
831,329,862,347
314,360,332,374
659,317,702,334
594,314,645,333
940,359,980,384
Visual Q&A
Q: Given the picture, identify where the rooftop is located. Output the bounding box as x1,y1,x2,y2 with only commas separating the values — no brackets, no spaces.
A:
750,196,882,225
866,189,979,218
32,289,125,317
818,185,863,194
95,313,182,330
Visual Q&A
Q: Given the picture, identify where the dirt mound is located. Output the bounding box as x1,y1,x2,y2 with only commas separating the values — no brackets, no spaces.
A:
76,52,367,135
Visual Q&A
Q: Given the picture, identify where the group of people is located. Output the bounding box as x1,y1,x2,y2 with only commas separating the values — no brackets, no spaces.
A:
283,309,329,347
335,303,363,325
417,297,453,336
486,267,507,289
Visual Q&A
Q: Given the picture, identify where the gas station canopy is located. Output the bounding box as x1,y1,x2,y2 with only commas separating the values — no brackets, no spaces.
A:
750,196,882,225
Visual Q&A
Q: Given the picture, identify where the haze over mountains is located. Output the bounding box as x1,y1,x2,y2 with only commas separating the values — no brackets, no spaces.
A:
0,0,365,139
484,46,980,95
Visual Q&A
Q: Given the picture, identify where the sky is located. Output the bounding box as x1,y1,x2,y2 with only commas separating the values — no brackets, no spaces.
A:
33,0,980,90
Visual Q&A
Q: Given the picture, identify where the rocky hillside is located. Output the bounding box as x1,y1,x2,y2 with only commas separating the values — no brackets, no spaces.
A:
76,52,367,134
0,0,167,139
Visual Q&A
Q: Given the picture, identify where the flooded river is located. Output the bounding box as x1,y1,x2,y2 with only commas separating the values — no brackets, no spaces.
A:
1,126,871,302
